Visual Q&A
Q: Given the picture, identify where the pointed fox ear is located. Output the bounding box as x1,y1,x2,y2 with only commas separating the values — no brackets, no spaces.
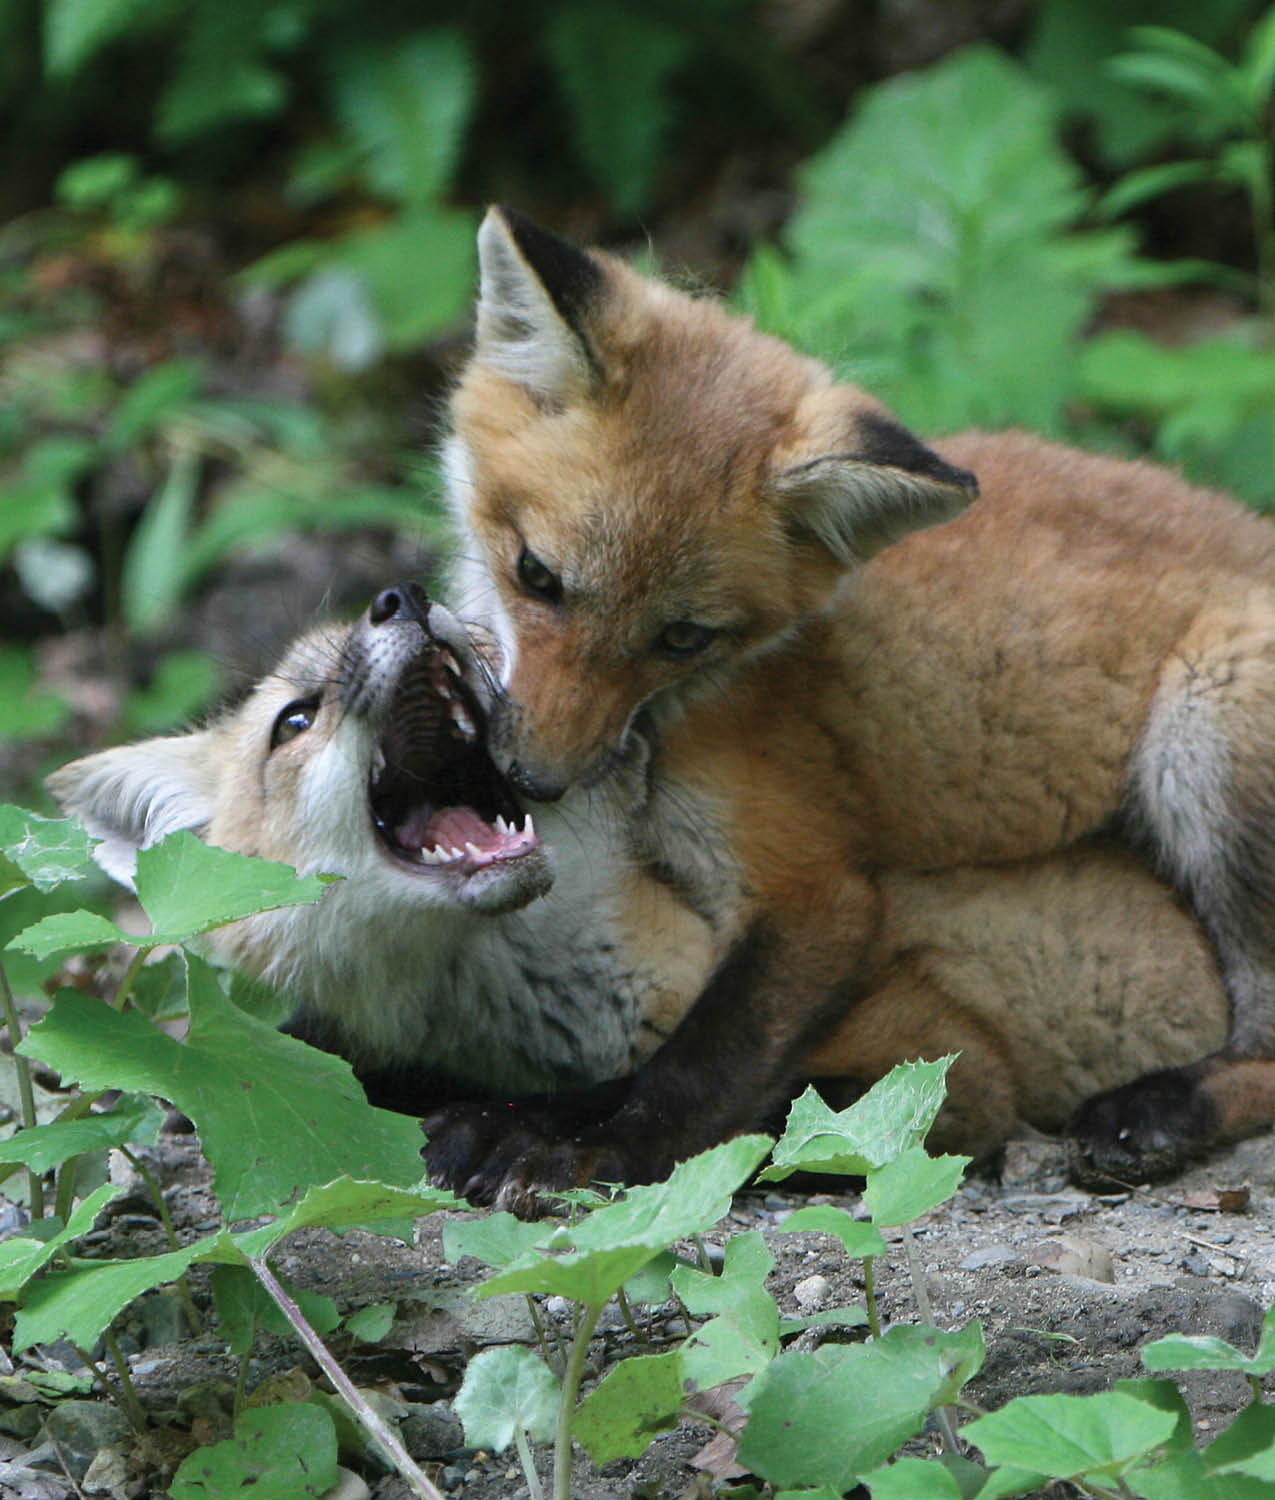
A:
46,733,221,888
473,205,604,403
776,401,978,564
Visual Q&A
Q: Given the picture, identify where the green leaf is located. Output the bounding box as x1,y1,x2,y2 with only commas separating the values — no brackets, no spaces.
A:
169,1402,339,1500
0,648,70,744
120,447,201,634
964,1391,1179,1484
344,1301,396,1343
673,1232,781,1389
862,1147,969,1227
865,1456,964,1499
13,1239,204,1353
775,1203,887,1260
211,1264,266,1357
763,1061,955,1180
575,1349,685,1464
19,959,430,1220
1204,1403,1275,1481
1098,160,1217,219
442,1211,548,1270
475,1135,772,1307
44,0,172,77
546,1,689,217
104,359,205,452
0,1094,166,1172
1143,1303,1275,1377
9,909,125,960
122,651,220,735
738,1322,985,1490
453,1345,558,1452
0,1182,122,1300
0,806,94,893
330,30,475,205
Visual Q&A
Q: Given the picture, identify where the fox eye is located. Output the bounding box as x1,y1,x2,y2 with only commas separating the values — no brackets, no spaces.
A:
517,545,563,604
270,696,321,749
656,621,717,658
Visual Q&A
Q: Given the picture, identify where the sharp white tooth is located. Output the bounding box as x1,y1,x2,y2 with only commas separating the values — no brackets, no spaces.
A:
419,847,442,865
452,706,476,740
371,747,386,775
449,845,465,861
523,813,535,841
494,815,507,835
464,842,483,859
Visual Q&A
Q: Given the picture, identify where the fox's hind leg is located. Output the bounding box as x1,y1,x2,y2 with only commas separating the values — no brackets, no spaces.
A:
1073,605,1275,1182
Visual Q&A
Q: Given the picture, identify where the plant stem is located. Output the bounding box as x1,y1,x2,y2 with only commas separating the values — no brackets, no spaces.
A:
616,1285,645,1345
901,1223,962,1455
250,1255,445,1500
514,1423,545,1500
553,1300,604,1500
102,1329,148,1433
120,1146,201,1332
862,1256,880,1340
0,955,44,1217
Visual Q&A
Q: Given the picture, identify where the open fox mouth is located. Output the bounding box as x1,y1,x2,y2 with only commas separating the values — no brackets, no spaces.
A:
368,644,538,878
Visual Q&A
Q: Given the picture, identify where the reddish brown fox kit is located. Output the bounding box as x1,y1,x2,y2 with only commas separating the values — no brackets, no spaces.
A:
49,590,1229,1210
432,205,1275,1200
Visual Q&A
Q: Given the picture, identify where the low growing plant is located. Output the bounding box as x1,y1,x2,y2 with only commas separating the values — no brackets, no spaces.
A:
1,804,1273,1498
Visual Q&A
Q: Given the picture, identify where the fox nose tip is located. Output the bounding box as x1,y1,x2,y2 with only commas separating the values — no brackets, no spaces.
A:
508,761,567,803
369,582,430,626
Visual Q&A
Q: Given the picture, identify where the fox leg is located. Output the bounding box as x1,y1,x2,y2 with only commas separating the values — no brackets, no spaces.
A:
1077,609,1275,1181
423,895,881,1216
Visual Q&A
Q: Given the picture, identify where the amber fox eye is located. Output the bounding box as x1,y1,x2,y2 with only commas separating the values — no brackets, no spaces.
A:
516,544,563,604
270,696,321,749
656,621,717,658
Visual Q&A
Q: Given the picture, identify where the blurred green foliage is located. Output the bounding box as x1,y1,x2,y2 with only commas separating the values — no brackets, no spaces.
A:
0,0,1272,773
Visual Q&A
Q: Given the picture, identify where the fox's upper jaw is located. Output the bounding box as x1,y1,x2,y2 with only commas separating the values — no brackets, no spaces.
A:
446,206,978,797
47,589,554,975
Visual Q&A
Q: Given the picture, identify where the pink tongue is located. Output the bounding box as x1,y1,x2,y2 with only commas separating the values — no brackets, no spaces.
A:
395,806,500,853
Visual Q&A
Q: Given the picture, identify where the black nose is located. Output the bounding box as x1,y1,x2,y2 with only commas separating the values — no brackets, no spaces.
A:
369,582,430,626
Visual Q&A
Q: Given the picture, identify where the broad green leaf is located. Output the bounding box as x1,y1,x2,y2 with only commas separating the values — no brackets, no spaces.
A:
575,1349,685,1464
228,1177,455,1260
0,1094,166,1172
13,1240,203,1352
681,1310,777,1391
453,1345,558,1452
1143,1303,1275,1377
121,447,199,634
964,1391,1178,1484
763,1061,955,1180
330,30,475,204
19,960,429,1219
169,1402,338,1500
0,806,94,894
211,1263,266,1356
0,1182,122,1299
776,1204,887,1260
104,359,204,452
1205,1404,1275,1481
475,1135,772,1307
673,1232,781,1389
1115,1378,1196,1452
863,1147,970,1226
739,1322,985,1490
442,1211,549,1271
11,831,335,959
865,1456,963,1499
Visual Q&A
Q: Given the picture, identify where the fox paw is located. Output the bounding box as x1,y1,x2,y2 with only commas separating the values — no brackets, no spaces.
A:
422,1099,631,1218
1065,1066,1213,1190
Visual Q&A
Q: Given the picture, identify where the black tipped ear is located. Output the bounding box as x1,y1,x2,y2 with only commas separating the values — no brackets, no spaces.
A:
474,206,603,402
777,406,978,564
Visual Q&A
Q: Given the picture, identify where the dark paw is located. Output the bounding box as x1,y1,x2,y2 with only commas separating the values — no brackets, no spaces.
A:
1065,1067,1214,1190
421,1097,633,1218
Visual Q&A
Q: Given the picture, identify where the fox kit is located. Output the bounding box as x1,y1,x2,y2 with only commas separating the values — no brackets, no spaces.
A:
50,592,1230,1209
435,206,1275,1199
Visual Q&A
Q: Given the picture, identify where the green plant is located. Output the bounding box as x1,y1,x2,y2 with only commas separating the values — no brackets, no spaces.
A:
1077,9,1275,507
735,45,1146,437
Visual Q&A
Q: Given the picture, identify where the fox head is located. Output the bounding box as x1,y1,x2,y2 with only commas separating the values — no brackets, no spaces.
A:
445,206,978,801
47,586,551,1021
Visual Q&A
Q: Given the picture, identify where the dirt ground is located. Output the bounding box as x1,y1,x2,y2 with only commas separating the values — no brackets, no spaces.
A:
2,1114,1272,1500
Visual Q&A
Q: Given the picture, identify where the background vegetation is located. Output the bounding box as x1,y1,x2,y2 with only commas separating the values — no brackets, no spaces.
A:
1,0,1274,790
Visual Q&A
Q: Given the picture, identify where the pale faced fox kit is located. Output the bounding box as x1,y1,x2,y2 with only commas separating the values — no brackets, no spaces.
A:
421,205,1275,1202
53,587,1231,1213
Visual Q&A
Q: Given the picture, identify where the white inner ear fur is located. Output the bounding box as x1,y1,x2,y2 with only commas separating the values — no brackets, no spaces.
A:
46,734,219,888
776,457,973,564
474,210,593,403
